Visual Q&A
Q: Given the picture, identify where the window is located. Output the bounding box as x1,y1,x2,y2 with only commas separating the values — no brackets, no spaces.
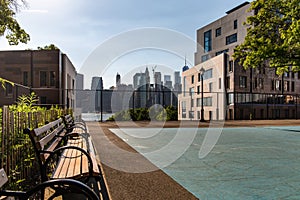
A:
284,81,290,92
227,93,234,105
219,78,222,89
228,61,233,72
196,98,200,107
23,71,28,86
197,85,200,94
201,54,209,62
275,80,282,91
226,77,230,89
284,71,290,78
216,27,221,37
234,20,238,29
196,97,212,107
203,69,213,80
50,71,56,87
254,78,258,89
291,81,295,92
226,33,237,45
183,76,186,96
40,71,47,87
5,82,13,96
191,75,194,84
189,111,194,119
189,88,194,97
204,30,212,52
209,82,213,92
271,80,275,90
258,78,264,89
198,73,201,82
291,72,295,79
182,101,186,118
239,76,247,88
216,49,229,56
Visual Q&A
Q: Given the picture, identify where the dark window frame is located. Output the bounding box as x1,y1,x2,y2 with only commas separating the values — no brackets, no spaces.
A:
204,30,212,52
215,27,222,37
226,33,237,45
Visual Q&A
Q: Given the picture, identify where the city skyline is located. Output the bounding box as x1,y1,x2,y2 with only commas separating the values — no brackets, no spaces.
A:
87,65,182,90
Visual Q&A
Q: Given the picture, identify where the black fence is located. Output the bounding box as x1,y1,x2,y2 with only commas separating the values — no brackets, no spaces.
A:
74,89,181,121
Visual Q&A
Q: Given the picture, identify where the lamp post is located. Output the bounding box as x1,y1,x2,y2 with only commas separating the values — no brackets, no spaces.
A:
199,67,205,122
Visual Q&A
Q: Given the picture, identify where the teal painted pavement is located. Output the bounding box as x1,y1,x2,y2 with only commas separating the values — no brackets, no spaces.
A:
110,126,300,200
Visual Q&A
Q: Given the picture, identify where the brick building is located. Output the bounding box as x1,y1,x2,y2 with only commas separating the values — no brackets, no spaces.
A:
179,2,300,120
0,50,77,108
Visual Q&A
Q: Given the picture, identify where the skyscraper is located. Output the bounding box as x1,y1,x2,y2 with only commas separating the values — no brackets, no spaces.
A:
91,77,103,90
116,73,121,86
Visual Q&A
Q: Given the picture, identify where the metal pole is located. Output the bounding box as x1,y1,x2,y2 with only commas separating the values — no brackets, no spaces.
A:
100,89,103,122
200,74,205,122
66,89,69,109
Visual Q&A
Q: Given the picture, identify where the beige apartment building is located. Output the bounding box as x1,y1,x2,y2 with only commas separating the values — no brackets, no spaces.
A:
179,2,300,120
0,50,76,108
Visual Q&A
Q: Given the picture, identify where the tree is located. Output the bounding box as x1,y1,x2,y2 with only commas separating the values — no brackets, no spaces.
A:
0,0,30,45
233,0,300,74
37,44,59,50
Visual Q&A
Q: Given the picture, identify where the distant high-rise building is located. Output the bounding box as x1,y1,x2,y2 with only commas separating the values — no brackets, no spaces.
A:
164,75,172,89
164,75,171,83
174,71,181,85
91,76,103,112
145,67,150,85
91,77,103,90
133,73,142,89
76,73,84,90
154,72,162,86
174,71,182,92
75,73,84,109
116,73,121,86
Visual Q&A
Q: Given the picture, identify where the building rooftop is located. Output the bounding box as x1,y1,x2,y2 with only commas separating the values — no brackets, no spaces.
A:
226,2,250,14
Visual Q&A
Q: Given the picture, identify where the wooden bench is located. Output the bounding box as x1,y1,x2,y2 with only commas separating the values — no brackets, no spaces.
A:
24,117,109,199
0,168,100,199
62,114,87,134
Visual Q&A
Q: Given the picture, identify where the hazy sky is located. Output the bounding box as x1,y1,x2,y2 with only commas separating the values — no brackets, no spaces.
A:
0,0,249,89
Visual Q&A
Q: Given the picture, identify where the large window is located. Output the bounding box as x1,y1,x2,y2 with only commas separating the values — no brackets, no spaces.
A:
226,33,237,45
204,30,212,52
40,71,47,87
196,97,213,107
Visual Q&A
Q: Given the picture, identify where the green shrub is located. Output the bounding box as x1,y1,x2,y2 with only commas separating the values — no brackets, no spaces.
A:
106,106,178,122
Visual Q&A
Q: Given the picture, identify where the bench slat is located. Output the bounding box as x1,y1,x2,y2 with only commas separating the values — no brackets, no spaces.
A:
39,126,63,150
33,119,63,137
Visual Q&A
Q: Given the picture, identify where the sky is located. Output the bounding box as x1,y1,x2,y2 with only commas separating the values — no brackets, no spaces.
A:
0,0,249,89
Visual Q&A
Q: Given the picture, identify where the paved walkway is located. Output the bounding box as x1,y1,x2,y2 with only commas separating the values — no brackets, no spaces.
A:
87,121,198,200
